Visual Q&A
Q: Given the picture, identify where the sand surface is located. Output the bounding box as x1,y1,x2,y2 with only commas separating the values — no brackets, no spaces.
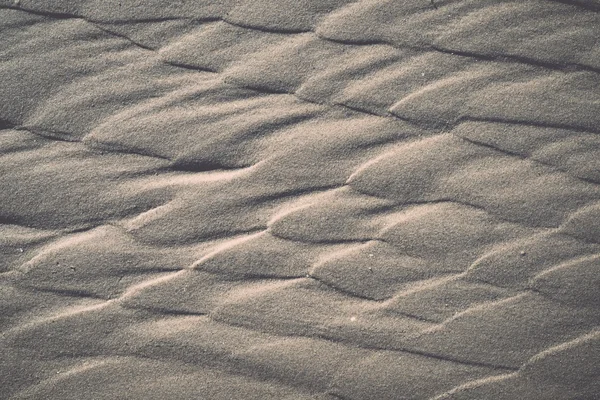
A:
1,1,599,399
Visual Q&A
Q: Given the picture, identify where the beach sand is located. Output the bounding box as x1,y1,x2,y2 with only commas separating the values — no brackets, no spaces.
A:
1,1,599,398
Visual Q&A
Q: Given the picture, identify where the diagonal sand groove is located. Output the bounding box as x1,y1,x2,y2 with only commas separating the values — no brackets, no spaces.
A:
1,1,599,399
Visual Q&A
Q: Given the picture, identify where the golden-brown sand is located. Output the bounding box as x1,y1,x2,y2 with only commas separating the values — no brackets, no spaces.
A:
1,0,599,399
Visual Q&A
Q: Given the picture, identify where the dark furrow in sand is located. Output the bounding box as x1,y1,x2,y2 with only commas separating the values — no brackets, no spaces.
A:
219,273,307,282
430,45,600,75
458,116,600,135
0,215,27,226
81,139,172,162
90,23,157,51
179,227,269,245
383,309,444,325
126,306,208,317
0,118,16,131
305,274,392,303
162,61,219,74
14,126,81,143
160,161,254,174
220,17,313,35
218,77,422,126
11,286,110,301
454,134,600,186
268,231,373,245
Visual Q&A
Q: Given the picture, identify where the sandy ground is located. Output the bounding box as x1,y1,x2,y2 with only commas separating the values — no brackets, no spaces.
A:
1,1,599,399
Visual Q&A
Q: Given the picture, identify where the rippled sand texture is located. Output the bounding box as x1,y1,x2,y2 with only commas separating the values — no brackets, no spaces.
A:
1,1,599,399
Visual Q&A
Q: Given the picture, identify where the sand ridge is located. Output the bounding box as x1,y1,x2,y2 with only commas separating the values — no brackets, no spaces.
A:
1,0,599,399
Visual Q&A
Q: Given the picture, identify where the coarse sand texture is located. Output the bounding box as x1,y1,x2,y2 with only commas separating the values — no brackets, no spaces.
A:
1,0,599,399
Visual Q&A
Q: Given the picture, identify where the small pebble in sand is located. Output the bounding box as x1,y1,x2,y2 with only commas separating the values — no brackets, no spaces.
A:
350,316,357,322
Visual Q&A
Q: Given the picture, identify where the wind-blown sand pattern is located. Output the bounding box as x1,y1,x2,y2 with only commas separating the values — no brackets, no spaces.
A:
1,0,599,399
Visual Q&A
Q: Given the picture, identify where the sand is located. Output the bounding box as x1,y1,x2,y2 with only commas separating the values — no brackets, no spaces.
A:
1,0,599,399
